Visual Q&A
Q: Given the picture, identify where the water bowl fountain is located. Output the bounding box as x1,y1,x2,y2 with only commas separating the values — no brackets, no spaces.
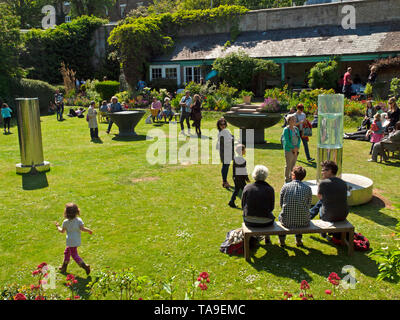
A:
223,103,282,144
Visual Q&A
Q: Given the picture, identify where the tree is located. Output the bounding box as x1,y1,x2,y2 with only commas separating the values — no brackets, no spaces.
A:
212,50,279,91
0,3,23,100
0,0,49,28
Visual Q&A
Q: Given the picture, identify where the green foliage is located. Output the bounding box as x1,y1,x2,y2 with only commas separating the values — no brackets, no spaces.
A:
239,90,254,97
20,15,107,84
68,0,116,18
212,50,279,91
308,59,339,90
108,5,248,88
369,223,400,282
364,82,373,97
150,78,179,93
390,78,400,98
94,81,120,102
0,3,23,102
9,78,58,114
184,81,203,95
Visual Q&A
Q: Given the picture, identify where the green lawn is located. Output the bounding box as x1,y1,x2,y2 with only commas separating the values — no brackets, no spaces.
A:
0,110,399,300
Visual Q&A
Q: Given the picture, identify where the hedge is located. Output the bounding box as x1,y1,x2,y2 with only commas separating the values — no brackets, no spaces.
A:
10,78,58,114
94,80,120,102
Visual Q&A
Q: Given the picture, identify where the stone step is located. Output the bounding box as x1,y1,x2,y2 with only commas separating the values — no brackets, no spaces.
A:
232,109,262,113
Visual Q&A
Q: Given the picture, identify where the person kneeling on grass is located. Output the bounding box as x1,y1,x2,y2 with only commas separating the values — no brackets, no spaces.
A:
242,165,275,244
278,166,312,247
228,144,250,208
309,160,349,241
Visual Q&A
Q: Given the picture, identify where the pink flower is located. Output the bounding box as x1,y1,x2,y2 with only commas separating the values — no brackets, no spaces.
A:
325,289,332,295
73,280,78,284
74,295,80,300
199,272,209,279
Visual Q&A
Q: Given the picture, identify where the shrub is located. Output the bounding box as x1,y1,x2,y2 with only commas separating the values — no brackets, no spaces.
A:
94,81,120,102
212,50,279,91
150,78,178,93
10,78,58,114
308,60,339,90
390,78,400,98
184,81,202,95
239,90,254,97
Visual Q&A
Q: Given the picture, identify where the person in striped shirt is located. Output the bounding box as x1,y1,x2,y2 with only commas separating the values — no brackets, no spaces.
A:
278,166,312,247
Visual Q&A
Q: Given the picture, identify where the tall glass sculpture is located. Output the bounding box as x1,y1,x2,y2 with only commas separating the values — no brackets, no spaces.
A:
15,98,50,174
317,94,344,182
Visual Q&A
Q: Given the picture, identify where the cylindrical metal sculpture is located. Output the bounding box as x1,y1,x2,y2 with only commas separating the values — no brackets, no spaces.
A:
15,98,50,174
317,94,344,182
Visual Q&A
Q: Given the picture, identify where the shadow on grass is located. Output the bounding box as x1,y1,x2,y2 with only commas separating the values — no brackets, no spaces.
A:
91,138,103,144
253,142,282,150
22,172,49,190
247,237,381,283
74,275,92,300
353,197,398,229
297,160,317,168
111,134,147,142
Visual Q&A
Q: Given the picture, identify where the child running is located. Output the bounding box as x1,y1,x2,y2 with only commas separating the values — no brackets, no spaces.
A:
55,203,93,275
1,103,12,134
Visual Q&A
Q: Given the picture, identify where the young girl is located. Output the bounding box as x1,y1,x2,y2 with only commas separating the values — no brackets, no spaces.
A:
1,103,12,134
87,101,98,140
368,113,384,155
55,203,93,275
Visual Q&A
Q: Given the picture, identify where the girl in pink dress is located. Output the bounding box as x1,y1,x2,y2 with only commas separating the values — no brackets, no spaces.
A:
368,113,384,155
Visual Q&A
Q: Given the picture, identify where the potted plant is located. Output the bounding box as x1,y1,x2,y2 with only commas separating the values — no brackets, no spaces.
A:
239,90,254,104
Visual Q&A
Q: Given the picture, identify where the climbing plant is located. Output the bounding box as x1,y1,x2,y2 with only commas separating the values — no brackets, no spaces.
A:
108,5,249,89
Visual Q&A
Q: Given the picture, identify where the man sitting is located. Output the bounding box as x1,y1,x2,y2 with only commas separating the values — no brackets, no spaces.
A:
309,160,349,239
278,166,312,247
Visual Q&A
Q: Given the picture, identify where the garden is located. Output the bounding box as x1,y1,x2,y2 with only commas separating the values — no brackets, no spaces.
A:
1,3,400,302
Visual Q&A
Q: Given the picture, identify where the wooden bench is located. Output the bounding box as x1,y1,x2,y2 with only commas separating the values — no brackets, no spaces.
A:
242,220,354,261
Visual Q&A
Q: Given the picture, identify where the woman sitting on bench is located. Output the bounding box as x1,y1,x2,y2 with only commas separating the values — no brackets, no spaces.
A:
241,165,275,243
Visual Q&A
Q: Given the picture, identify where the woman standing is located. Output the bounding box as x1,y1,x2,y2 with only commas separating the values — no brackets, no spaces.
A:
294,104,314,162
1,103,12,134
282,114,301,183
191,94,202,138
87,101,98,140
216,117,234,188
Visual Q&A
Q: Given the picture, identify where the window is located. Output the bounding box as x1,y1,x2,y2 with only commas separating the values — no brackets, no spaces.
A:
165,68,177,79
120,4,127,17
184,66,201,83
149,65,180,84
151,68,162,80
65,16,71,23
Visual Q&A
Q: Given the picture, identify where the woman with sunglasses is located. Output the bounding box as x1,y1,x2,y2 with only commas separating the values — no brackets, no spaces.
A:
385,97,399,133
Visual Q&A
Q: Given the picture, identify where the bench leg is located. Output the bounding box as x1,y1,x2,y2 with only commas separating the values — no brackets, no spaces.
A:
347,230,354,256
244,233,251,261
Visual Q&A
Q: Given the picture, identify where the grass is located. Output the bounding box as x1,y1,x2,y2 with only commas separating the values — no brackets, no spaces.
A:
0,110,399,300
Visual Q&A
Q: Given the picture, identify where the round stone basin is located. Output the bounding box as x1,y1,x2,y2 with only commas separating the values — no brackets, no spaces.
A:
304,173,373,206
107,110,146,136
223,112,282,129
223,112,282,144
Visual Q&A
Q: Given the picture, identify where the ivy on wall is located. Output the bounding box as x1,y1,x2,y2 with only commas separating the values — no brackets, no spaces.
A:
108,5,249,89
20,15,107,84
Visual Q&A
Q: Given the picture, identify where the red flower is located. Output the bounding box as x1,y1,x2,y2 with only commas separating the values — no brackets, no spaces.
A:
37,262,47,269
73,280,78,284
65,282,71,287
66,298,71,300
35,296,45,300
300,280,310,290
328,272,340,280
138,298,143,300
14,293,27,300
299,292,304,298
206,278,210,283
74,295,80,300
197,277,202,282
32,270,40,275
199,272,209,279
66,274,75,281
325,289,332,295
302,297,308,300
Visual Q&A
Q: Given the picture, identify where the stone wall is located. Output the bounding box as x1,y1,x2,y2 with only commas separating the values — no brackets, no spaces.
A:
178,0,400,36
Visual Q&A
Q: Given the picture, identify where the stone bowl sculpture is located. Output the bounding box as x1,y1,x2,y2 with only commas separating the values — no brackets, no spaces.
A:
223,103,282,144
107,110,146,136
